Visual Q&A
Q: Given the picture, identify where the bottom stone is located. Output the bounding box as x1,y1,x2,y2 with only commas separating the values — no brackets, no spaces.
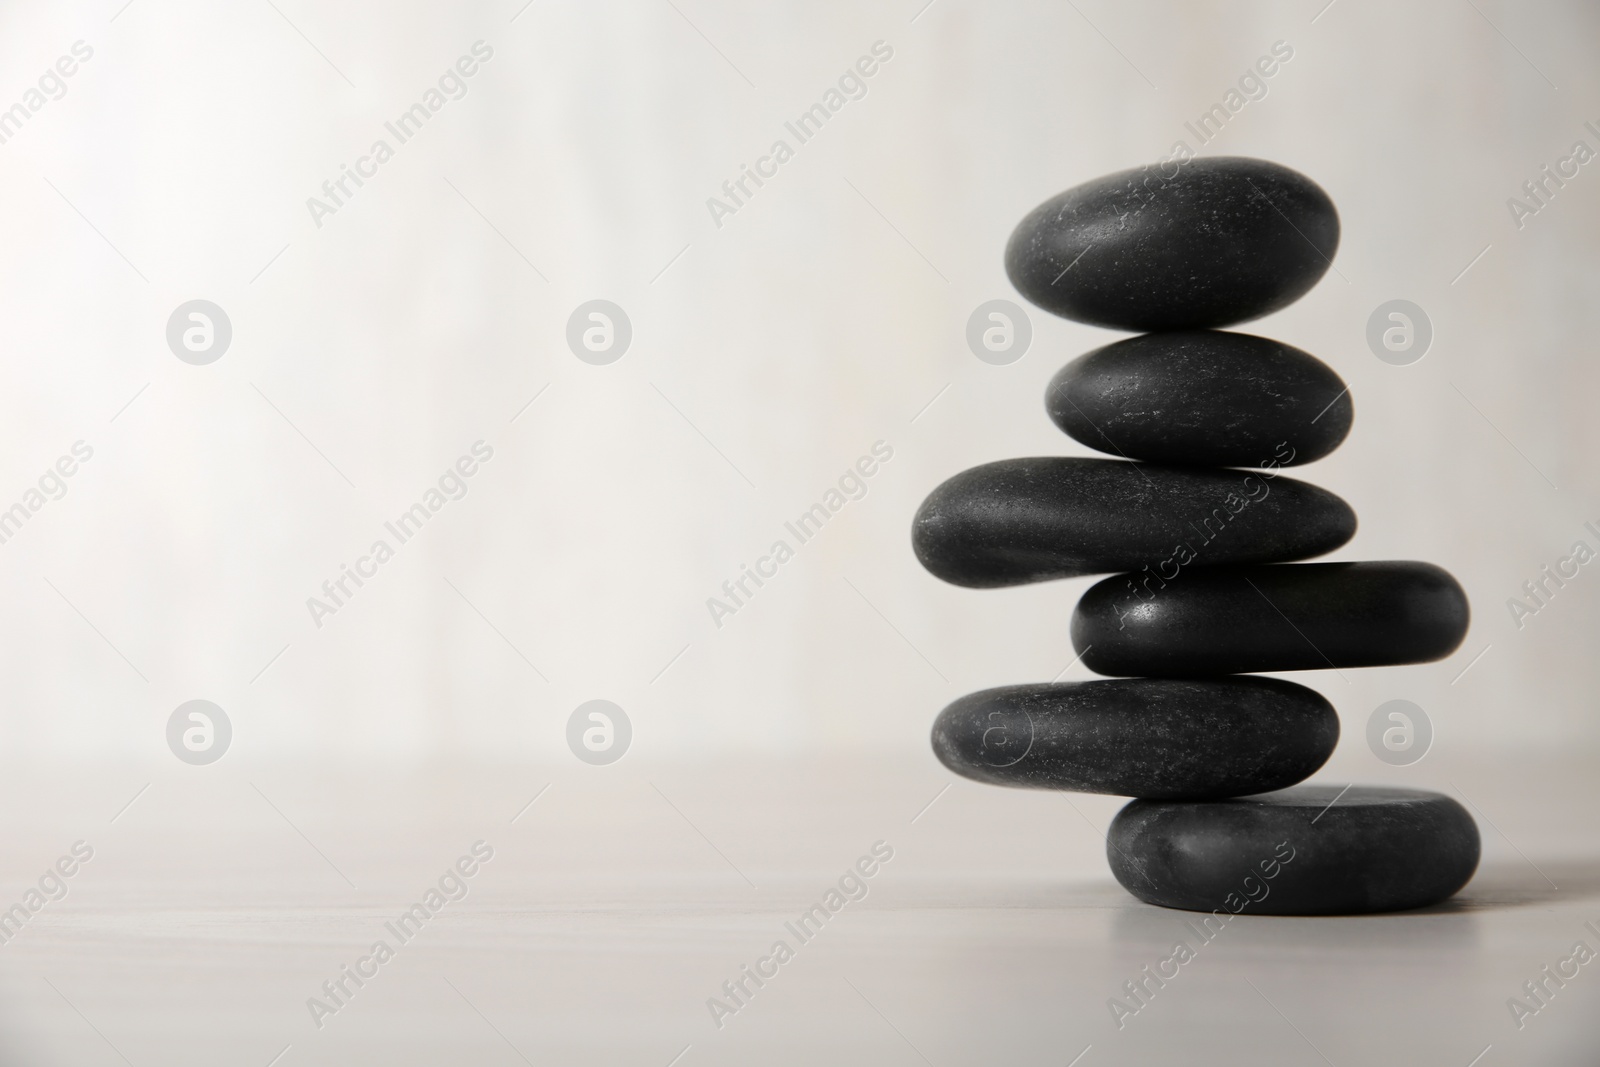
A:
1107,786,1480,915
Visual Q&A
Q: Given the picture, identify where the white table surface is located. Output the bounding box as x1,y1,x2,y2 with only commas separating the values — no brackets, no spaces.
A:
0,750,1594,1066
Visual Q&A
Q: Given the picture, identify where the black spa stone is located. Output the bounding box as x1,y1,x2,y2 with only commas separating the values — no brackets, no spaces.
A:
930,677,1337,800
1005,157,1339,331
911,458,1354,588
1073,561,1470,676
1046,331,1353,467
1107,786,1481,915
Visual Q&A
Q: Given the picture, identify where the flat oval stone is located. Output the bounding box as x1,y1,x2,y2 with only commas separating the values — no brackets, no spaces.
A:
1073,561,1469,676
1046,331,1353,466
912,458,1355,588
1005,157,1340,331
1108,786,1480,914
931,678,1337,800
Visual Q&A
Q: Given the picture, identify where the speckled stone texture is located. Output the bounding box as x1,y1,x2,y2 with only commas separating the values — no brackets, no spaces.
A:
931,678,1337,800
1046,330,1352,467
1072,561,1470,676
916,155,1479,914
911,457,1355,588
1107,786,1481,915
1004,157,1339,331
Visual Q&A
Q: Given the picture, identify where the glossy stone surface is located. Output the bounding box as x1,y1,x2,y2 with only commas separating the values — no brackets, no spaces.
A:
1108,786,1481,915
931,678,1337,800
1073,561,1470,676
1005,157,1340,331
1046,331,1352,467
912,458,1355,588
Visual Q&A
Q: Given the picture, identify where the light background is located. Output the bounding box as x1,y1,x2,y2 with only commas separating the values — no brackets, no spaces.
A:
0,0,1594,768
0,2,1595,1063
1,0,1590,768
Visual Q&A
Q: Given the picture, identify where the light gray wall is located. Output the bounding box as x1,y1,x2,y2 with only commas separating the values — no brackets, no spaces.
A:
0,0,1592,763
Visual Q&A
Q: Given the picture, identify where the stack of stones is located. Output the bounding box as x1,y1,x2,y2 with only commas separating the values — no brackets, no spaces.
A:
914,157,1481,915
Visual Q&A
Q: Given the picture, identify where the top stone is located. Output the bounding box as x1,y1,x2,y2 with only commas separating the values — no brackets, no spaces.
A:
1005,157,1340,332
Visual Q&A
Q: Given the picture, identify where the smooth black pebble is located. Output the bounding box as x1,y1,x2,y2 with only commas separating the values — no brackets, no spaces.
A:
931,677,1337,800
1047,331,1353,467
1073,561,1469,676
1005,157,1339,331
1108,785,1480,915
912,458,1354,588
